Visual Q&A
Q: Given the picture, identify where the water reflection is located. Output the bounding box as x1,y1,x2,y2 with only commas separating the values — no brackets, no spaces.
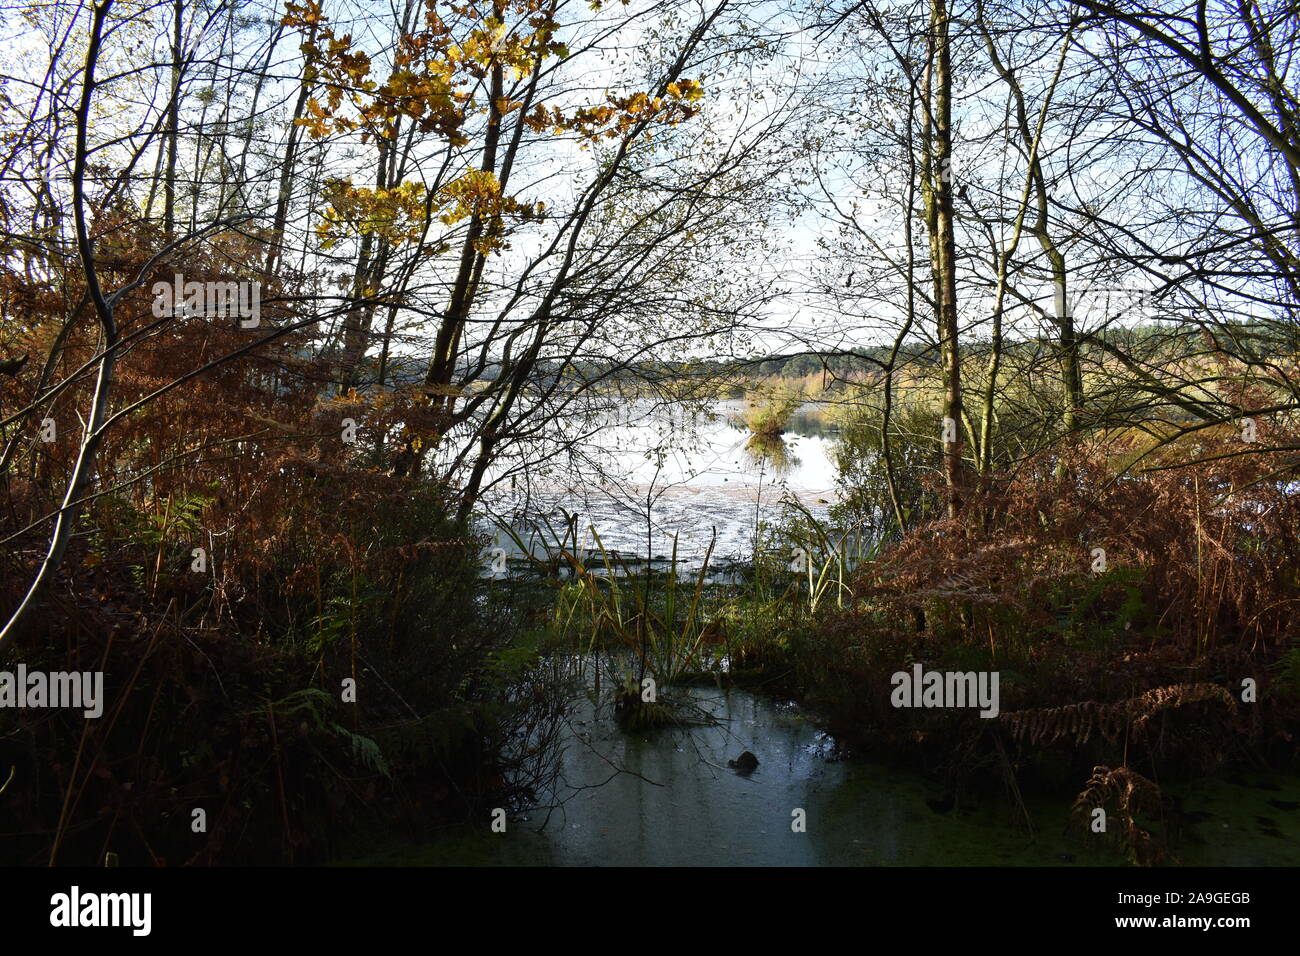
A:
355,685,1300,867
787,403,839,438
743,432,800,472
479,398,841,570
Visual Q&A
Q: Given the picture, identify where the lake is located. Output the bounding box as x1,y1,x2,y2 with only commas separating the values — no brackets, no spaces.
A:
480,399,842,572
347,682,1300,866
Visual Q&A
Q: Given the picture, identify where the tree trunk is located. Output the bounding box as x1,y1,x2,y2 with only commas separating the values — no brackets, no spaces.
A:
924,0,963,520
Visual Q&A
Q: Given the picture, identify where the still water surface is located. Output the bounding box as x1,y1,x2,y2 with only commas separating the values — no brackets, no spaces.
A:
351,686,1300,867
482,400,841,571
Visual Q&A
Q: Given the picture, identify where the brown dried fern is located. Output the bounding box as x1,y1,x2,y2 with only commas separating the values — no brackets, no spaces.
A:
1071,764,1166,865
999,682,1238,747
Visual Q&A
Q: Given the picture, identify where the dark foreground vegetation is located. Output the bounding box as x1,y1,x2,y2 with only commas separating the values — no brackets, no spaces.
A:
0,334,565,862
